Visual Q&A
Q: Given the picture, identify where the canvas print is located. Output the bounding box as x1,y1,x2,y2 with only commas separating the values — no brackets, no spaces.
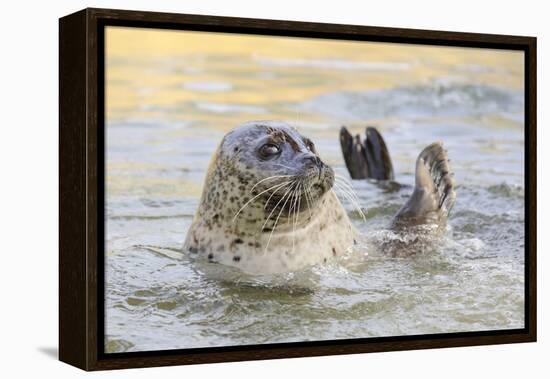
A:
104,27,525,353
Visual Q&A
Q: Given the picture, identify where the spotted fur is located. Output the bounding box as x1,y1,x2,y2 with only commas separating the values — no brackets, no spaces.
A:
183,121,356,275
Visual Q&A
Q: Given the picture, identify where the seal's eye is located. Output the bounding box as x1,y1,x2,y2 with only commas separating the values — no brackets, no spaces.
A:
259,143,281,159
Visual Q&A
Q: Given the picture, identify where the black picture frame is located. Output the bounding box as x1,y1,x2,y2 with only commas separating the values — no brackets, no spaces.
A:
59,7,537,371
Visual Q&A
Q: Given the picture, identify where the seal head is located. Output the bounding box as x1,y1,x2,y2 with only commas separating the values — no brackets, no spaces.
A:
184,121,356,275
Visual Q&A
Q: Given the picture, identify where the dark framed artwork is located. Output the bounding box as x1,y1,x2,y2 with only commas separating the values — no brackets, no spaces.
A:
59,8,537,371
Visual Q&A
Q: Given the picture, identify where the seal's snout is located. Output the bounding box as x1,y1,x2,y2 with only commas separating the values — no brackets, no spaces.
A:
302,153,326,182
300,152,334,197
322,165,335,190
302,154,323,171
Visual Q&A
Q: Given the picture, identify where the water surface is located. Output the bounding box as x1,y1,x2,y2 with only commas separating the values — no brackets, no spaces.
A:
105,28,525,353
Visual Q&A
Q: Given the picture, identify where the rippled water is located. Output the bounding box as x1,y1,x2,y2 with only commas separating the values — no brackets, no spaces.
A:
104,28,525,353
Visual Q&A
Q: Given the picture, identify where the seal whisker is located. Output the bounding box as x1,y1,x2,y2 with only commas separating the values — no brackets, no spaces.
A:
264,182,298,255
232,181,291,222
333,182,362,210
334,178,364,211
304,184,314,220
261,181,297,231
333,182,367,222
263,181,292,210
250,175,294,193
286,183,298,225
296,182,307,252
334,175,362,203
287,183,301,225
334,190,366,223
308,188,316,219
334,173,355,183
333,180,358,201
334,176,357,191
334,176,357,190
292,182,303,253
288,183,299,249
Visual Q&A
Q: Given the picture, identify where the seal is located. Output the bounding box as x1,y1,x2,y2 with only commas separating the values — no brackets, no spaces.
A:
184,121,455,275
183,121,356,275
339,126,456,232
340,126,395,181
390,141,456,231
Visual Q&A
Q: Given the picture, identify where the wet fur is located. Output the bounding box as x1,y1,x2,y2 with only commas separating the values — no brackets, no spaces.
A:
340,126,395,180
390,142,456,231
185,122,455,274
184,121,356,275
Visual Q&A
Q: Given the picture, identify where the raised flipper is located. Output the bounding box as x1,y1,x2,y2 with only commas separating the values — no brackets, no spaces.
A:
390,142,456,231
340,126,395,181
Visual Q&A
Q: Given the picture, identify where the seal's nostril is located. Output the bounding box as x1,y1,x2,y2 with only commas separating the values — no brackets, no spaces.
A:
303,156,315,166
304,155,322,168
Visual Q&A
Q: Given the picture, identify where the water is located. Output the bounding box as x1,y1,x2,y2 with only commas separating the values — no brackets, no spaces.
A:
104,27,525,353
